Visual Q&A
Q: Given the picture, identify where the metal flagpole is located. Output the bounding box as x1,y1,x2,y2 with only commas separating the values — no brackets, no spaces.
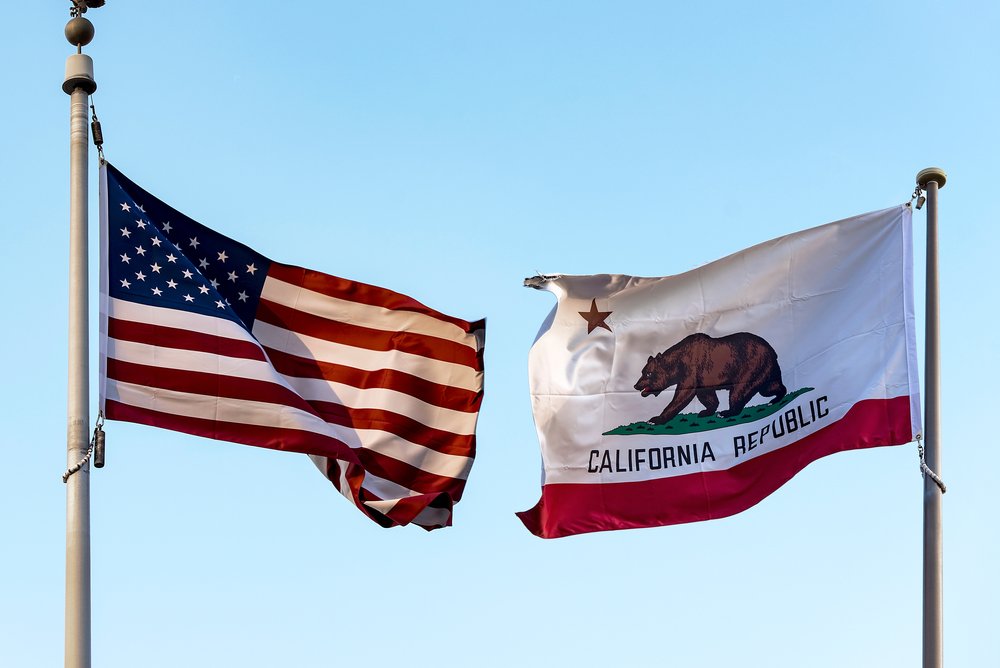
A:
63,3,101,667
917,166,946,668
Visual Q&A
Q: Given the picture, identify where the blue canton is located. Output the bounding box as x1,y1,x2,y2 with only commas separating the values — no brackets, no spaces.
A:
106,164,271,332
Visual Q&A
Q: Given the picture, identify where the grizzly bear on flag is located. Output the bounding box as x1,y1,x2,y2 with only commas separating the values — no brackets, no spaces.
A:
635,332,787,425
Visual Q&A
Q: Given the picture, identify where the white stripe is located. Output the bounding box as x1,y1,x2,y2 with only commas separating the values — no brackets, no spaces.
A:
107,337,477,434
107,297,267,349
357,429,474,480
261,276,480,350
107,296,482,393
358,471,426,501
106,379,473,481
252,319,482,392
362,499,400,516
288,376,477,434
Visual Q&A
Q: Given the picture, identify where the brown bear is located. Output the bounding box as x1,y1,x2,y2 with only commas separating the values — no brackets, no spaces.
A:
634,332,787,425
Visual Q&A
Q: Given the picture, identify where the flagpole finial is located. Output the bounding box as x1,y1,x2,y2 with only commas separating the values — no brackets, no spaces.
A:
66,0,105,44
916,167,947,190
63,4,100,95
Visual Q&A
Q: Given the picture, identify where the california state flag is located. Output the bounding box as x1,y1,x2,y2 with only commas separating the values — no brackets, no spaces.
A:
518,205,921,538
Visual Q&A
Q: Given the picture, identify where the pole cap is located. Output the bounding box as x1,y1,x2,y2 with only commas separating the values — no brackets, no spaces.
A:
63,53,97,95
916,167,947,190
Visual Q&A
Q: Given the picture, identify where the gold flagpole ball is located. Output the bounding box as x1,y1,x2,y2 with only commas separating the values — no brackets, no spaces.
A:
65,17,95,47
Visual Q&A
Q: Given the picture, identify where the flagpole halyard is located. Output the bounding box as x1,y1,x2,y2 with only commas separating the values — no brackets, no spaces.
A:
64,4,100,667
916,166,946,668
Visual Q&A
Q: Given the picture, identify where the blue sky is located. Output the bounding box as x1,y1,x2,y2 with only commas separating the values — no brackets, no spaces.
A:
3,2,997,666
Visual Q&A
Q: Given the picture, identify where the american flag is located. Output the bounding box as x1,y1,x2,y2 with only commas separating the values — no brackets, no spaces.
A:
99,163,486,530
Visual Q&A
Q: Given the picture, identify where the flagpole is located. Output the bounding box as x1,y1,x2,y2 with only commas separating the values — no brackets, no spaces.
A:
917,166,946,668
63,8,99,668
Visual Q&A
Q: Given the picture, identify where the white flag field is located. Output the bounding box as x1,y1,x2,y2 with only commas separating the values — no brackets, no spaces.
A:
519,205,921,538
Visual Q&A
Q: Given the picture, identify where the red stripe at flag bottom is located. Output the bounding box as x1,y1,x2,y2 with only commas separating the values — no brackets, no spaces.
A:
517,397,914,539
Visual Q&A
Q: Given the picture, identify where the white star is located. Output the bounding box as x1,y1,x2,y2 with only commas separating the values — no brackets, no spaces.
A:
165,253,178,263
215,300,226,309
135,271,147,281
198,285,210,295
199,258,210,269
245,263,257,275
151,237,162,247
189,237,200,249
161,221,173,233
135,245,146,256
183,294,194,302
217,250,228,262
135,219,147,229
150,262,162,274
120,227,131,238
120,253,131,264
120,278,131,289
237,291,249,302
210,278,220,289
166,279,178,289
137,203,146,213
181,269,194,279
120,202,131,212
151,287,163,296
227,271,239,282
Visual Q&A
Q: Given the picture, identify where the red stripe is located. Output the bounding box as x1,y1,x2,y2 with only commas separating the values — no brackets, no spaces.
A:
517,396,913,539
264,346,484,413
105,398,467,497
107,358,320,419
104,399,357,462
108,317,266,361
108,358,477,457
268,262,482,333
309,401,476,457
256,299,481,369
353,446,469,497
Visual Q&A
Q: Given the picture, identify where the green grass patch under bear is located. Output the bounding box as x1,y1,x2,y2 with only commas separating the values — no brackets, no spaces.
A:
603,387,815,436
